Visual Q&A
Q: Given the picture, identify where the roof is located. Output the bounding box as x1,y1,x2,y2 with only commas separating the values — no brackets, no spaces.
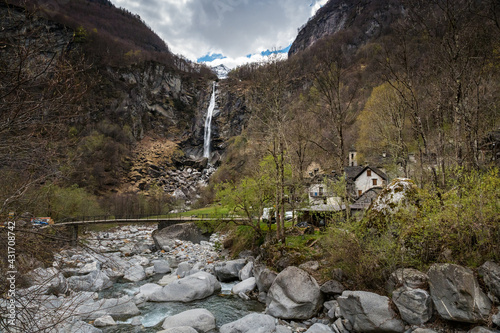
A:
299,203,346,212
344,165,388,181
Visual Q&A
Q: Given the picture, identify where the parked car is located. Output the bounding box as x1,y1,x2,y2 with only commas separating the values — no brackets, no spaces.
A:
32,219,49,227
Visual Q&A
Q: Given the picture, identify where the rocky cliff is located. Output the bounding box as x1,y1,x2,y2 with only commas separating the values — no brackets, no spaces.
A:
288,0,402,56
1,2,250,198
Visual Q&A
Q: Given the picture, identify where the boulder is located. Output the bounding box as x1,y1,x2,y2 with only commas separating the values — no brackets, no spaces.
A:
56,317,102,333
26,267,68,296
305,323,334,333
232,277,256,295
161,271,221,302
153,260,172,274
153,222,207,250
162,309,215,332
253,264,278,293
74,296,140,320
176,262,193,278
219,313,276,333
137,283,165,302
392,287,433,325
320,280,345,297
214,259,246,282
68,270,113,292
428,263,491,323
239,261,254,281
78,261,101,275
468,328,498,333
93,315,116,327
386,268,428,294
158,274,179,286
337,290,405,333
123,265,146,282
478,261,500,303
158,327,198,333
266,266,323,320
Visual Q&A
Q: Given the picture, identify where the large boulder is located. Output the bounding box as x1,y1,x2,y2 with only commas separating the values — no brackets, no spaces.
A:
160,271,221,302
152,260,172,274
239,261,254,281
68,270,112,292
93,315,116,327
153,222,207,250
337,290,405,333
26,267,68,295
232,277,256,295
176,262,194,278
219,313,276,333
428,263,491,323
392,287,433,325
74,296,140,320
214,259,246,282
253,264,278,293
266,266,323,320
123,265,146,282
136,283,165,302
478,261,500,303
386,268,428,294
162,309,216,332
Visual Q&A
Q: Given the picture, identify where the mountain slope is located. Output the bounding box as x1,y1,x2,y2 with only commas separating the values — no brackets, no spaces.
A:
289,0,402,56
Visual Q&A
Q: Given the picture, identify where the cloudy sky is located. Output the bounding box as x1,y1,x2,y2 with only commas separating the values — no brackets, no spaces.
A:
111,0,328,68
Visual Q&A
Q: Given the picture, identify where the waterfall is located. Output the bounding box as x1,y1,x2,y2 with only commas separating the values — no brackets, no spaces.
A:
203,82,216,158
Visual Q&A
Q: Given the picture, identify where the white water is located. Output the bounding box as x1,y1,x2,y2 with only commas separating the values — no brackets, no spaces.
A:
203,82,216,158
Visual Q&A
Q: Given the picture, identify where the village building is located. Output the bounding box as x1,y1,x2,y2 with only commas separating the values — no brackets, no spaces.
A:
300,153,389,226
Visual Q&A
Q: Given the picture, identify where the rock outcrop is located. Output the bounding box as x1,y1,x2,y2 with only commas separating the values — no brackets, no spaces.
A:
288,0,403,56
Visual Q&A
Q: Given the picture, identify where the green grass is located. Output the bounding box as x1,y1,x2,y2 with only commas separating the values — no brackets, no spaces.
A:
151,206,231,218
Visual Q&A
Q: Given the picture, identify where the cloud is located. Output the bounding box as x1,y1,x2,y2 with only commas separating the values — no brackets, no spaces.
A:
112,0,328,68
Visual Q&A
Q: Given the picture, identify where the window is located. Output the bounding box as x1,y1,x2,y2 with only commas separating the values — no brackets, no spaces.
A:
367,169,371,176
319,187,324,195
372,179,378,186
358,190,362,197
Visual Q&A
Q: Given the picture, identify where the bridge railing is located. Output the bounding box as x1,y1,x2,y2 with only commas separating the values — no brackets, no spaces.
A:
56,213,238,224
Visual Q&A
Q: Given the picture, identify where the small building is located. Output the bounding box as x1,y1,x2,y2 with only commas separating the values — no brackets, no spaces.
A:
344,165,388,198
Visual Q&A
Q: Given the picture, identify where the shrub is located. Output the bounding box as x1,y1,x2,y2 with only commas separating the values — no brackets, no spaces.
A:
321,168,500,291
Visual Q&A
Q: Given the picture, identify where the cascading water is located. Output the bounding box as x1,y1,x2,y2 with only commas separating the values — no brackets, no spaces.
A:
203,82,216,158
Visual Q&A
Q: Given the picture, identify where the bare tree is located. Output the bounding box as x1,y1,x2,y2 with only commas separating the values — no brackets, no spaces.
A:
247,56,294,242
0,2,89,213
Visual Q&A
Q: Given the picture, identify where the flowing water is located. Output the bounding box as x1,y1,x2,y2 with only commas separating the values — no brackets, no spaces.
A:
100,278,265,332
203,82,216,158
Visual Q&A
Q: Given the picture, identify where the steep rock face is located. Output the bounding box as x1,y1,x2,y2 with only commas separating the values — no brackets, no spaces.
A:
96,62,208,141
288,0,402,56
182,80,249,162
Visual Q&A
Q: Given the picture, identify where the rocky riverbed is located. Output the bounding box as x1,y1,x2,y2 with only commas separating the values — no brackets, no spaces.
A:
3,224,500,333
